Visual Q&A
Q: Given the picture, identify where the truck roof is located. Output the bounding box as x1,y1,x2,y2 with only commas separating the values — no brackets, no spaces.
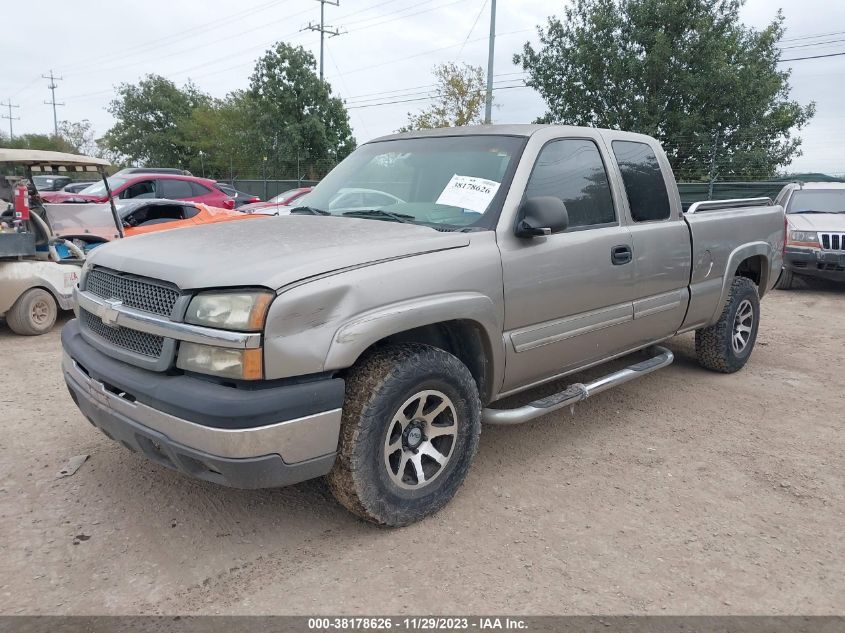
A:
372,123,657,144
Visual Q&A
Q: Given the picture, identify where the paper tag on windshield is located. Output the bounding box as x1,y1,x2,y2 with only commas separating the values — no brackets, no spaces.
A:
435,175,501,214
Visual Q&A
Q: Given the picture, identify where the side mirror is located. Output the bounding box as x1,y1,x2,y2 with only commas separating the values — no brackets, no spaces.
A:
515,196,569,238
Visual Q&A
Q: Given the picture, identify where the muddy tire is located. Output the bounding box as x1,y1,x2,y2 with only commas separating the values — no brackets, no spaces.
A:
774,268,795,290
6,288,57,336
326,344,481,527
695,277,760,374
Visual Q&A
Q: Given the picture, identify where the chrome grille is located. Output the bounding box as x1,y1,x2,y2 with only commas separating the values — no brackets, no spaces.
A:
80,308,164,358
86,267,179,316
820,233,845,252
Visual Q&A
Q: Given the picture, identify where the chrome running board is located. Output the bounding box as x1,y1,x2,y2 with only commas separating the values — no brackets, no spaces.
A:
482,346,674,425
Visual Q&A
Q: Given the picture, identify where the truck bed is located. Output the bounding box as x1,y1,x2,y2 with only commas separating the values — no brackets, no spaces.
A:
681,199,784,332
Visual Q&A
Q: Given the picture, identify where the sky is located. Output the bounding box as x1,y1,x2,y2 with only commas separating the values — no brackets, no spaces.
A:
2,0,844,175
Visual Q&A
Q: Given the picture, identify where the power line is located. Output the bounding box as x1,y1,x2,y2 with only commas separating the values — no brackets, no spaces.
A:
345,78,525,106
304,0,344,81
346,82,528,109
330,27,531,78
1,99,20,140
779,37,845,51
780,51,845,62
345,72,525,104
42,70,64,137
58,0,288,75
780,29,845,43
458,0,489,57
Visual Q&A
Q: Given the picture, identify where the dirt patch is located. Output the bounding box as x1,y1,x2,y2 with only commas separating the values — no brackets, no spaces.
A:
0,284,843,615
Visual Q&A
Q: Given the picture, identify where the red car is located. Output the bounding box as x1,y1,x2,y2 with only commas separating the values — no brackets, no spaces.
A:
238,186,312,213
41,173,235,209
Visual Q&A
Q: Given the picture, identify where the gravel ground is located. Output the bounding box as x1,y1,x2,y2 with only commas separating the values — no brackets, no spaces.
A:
0,283,842,615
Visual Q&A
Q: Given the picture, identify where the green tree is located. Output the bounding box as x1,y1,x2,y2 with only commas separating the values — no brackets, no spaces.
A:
58,119,98,156
181,93,254,179
514,0,815,180
247,42,355,179
399,62,486,132
0,131,76,153
101,75,210,168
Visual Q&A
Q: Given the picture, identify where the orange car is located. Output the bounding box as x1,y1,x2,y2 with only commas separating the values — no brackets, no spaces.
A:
46,199,262,242
120,199,260,236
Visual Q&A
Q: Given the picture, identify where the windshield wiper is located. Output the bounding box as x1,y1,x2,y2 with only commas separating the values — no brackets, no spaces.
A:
290,205,330,215
790,210,838,214
342,209,415,223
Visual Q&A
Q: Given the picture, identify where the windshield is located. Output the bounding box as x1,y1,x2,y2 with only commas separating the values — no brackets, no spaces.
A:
302,135,525,228
33,176,61,190
79,176,128,197
787,190,845,214
43,202,118,240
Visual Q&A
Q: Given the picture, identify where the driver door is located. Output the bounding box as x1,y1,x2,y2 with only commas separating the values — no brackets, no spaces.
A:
498,137,637,393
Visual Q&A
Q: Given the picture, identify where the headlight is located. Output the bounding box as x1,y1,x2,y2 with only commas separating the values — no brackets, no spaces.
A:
177,342,263,380
185,290,273,331
789,230,818,244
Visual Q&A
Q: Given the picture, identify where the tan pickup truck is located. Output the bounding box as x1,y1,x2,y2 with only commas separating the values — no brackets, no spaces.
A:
62,125,785,525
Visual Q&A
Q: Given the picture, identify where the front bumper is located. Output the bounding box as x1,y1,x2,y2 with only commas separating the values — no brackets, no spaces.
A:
784,248,845,281
62,320,344,489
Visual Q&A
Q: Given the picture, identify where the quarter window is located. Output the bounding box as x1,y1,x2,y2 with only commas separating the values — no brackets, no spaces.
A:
189,181,212,197
612,141,672,222
524,139,616,231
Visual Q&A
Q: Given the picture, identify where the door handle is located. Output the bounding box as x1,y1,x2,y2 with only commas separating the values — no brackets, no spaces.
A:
611,245,633,265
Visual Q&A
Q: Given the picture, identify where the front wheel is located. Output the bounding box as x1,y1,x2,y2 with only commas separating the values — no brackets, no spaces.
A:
695,276,760,373
326,344,481,526
6,288,58,336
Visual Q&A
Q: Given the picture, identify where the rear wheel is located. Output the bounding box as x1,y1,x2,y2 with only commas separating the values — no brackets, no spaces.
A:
6,288,57,336
695,277,760,373
326,344,481,526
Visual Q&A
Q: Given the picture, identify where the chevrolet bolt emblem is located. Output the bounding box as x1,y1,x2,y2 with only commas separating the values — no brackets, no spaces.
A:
100,299,123,328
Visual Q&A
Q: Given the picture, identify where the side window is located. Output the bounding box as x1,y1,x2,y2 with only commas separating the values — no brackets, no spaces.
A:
158,179,195,199
122,179,156,199
612,141,672,222
182,204,200,219
524,139,616,230
189,181,212,197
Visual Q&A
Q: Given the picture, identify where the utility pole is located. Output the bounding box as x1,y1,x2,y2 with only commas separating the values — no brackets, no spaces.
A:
42,70,64,137
304,0,343,81
1,99,20,140
484,0,496,124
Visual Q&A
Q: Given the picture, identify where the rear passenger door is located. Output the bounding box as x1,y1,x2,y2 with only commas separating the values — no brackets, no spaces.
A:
607,138,691,347
499,137,638,393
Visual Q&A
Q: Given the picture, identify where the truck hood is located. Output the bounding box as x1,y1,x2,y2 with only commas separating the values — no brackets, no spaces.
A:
787,212,845,232
87,215,471,291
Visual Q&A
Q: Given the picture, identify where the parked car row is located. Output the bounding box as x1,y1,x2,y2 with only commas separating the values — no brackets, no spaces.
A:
36,166,290,212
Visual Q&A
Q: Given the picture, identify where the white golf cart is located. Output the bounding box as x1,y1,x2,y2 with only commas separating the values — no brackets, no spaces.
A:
0,150,122,335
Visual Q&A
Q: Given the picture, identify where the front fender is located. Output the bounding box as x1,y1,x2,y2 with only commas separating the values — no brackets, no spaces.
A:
261,233,506,383
324,292,504,388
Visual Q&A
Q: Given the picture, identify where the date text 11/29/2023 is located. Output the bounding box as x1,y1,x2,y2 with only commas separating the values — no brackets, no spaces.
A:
307,617,528,630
